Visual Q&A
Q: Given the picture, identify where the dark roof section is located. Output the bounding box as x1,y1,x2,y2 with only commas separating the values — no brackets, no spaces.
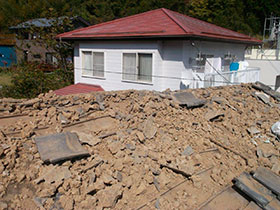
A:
57,8,261,45
9,16,90,30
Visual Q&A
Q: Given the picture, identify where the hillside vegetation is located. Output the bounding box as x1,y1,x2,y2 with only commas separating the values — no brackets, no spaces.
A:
0,0,280,36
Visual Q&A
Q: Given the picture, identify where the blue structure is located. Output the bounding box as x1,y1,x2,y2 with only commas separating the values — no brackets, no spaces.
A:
0,46,17,67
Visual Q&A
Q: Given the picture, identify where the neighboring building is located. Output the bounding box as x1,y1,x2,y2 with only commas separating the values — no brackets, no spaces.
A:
244,16,280,90
10,16,90,64
245,48,280,90
0,34,17,67
245,48,280,60
57,8,261,91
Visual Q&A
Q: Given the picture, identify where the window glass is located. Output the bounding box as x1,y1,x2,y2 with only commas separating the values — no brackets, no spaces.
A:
82,51,93,76
138,53,152,82
93,52,104,77
123,53,137,81
122,53,152,82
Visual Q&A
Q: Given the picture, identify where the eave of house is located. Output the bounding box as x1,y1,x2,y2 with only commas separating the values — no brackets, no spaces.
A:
58,34,261,46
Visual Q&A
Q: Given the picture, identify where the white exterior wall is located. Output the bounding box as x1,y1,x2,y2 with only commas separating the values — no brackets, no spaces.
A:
74,40,164,91
246,60,280,88
160,40,186,90
74,39,246,91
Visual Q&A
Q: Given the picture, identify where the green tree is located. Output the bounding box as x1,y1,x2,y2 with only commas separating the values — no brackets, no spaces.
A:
188,0,250,33
1,0,280,38
187,0,280,35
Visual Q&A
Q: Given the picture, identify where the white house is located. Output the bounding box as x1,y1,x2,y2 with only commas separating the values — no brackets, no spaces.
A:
57,8,261,91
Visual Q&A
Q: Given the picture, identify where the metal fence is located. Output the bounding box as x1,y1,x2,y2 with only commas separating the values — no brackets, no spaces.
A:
190,67,260,88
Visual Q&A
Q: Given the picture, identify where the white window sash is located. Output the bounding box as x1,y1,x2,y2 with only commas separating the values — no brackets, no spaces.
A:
82,51,93,76
82,51,104,77
122,52,152,82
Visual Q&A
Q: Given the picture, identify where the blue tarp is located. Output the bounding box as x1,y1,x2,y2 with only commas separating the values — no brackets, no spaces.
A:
0,46,17,67
230,62,239,71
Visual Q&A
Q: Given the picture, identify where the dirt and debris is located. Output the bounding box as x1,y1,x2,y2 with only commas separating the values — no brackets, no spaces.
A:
0,83,280,209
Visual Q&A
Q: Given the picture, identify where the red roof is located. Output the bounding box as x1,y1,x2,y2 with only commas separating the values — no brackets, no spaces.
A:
57,8,261,44
54,83,104,96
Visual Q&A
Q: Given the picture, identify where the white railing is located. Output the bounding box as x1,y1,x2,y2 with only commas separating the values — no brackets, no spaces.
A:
190,67,260,88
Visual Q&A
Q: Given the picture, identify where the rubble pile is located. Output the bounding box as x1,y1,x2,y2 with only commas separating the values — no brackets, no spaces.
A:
0,83,280,209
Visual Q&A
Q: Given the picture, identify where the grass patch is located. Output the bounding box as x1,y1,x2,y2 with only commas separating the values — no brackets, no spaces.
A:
0,70,12,86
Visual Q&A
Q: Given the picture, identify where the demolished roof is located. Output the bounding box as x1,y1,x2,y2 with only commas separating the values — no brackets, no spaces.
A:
0,83,280,209
57,8,261,44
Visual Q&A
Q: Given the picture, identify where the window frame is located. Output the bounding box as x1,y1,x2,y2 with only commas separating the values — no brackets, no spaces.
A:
81,50,105,79
121,52,153,84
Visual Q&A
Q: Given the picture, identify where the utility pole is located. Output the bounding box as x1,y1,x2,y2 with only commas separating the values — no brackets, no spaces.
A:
277,26,280,60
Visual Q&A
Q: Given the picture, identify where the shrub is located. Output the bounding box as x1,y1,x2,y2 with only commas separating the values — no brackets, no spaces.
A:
0,62,73,98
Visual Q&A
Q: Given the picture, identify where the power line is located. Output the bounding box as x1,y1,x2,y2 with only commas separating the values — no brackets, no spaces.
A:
204,58,232,84
74,67,260,86
64,67,279,87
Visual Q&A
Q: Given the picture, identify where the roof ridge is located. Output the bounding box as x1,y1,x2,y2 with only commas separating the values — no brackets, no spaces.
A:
162,8,252,39
161,8,190,34
57,8,164,38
